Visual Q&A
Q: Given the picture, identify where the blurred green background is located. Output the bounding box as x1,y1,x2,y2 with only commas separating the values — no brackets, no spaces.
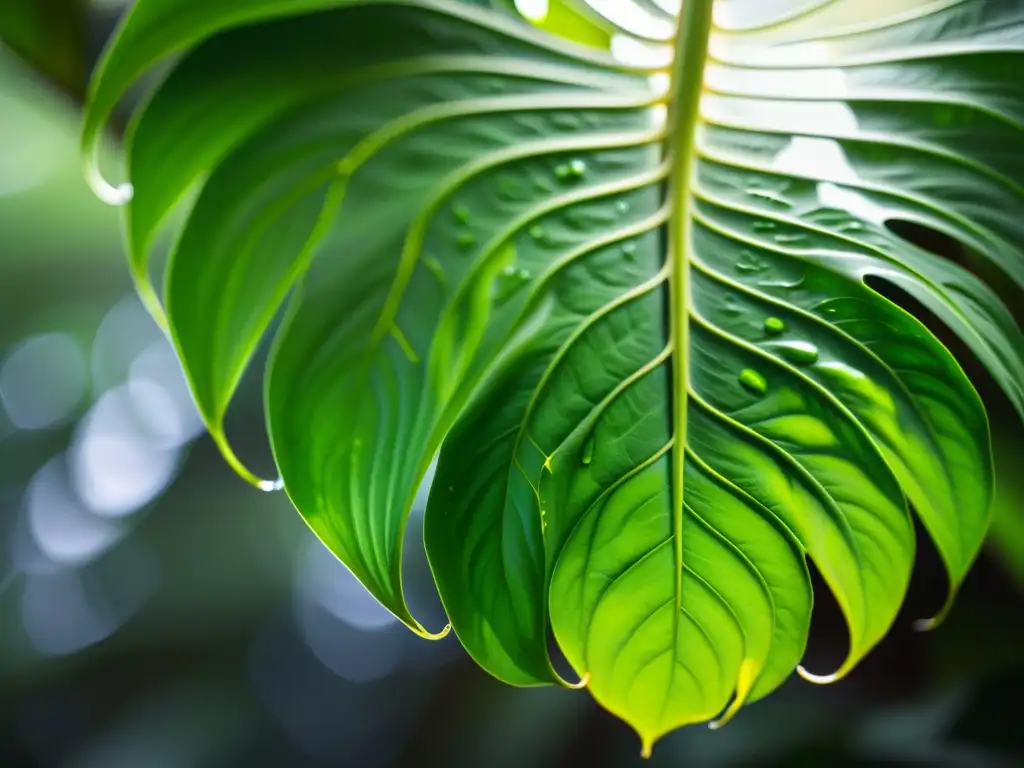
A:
2,3,1024,766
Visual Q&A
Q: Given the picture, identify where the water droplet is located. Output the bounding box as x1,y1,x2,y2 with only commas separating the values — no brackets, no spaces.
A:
557,159,587,182
581,437,595,465
746,188,791,207
453,204,471,224
622,241,637,260
738,369,767,395
752,221,776,233
776,341,818,366
774,232,806,245
457,231,476,250
616,199,629,214
764,316,786,335
529,224,546,242
494,265,531,303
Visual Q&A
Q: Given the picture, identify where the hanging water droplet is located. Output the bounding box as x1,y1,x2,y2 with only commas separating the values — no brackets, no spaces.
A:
616,199,630,214
581,437,595,465
569,159,587,178
738,368,767,395
622,241,637,260
529,224,546,242
764,316,786,335
453,204,471,224
776,340,819,366
457,231,476,250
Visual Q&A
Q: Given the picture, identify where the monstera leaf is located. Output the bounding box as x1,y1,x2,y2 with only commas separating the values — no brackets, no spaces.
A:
82,0,1024,753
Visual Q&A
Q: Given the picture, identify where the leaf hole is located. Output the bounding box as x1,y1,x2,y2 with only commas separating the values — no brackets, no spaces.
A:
884,218,968,263
883,218,1023,327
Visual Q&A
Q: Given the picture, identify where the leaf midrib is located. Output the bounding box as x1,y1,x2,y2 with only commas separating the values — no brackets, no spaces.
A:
666,0,716,673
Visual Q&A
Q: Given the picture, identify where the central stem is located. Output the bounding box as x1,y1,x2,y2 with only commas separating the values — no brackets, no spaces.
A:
666,0,715,639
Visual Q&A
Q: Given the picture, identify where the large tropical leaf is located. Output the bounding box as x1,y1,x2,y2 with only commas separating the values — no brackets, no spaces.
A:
82,0,1024,753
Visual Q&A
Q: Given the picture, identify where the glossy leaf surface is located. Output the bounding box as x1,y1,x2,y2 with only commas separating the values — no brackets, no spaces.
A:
83,0,1024,752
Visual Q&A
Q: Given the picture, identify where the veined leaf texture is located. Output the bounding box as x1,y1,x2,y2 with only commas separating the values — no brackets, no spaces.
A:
82,0,1024,752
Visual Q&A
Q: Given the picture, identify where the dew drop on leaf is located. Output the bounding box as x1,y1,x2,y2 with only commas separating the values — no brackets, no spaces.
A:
622,241,637,260
738,368,768,395
494,265,530,303
752,220,776,233
557,159,586,182
776,340,819,366
457,231,476,250
616,199,629,214
529,224,546,242
581,436,595,465
764,316,786,335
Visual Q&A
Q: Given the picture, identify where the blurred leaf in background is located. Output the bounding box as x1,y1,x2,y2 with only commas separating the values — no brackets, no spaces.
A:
0,0,88,99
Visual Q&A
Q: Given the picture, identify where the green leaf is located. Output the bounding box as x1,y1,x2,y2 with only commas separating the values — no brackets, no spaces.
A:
83,0,1024,753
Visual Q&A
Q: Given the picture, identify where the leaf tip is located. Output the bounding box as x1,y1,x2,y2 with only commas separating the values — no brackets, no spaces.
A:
710,658,760,729
913,586,959,633
639,740,653,760
210,430,283,492
417,622,452,641
796,665,841,685
562,671,590,690
84,161,133,206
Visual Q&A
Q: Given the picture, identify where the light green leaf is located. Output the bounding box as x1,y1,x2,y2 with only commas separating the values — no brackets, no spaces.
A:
83,0,1024,753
